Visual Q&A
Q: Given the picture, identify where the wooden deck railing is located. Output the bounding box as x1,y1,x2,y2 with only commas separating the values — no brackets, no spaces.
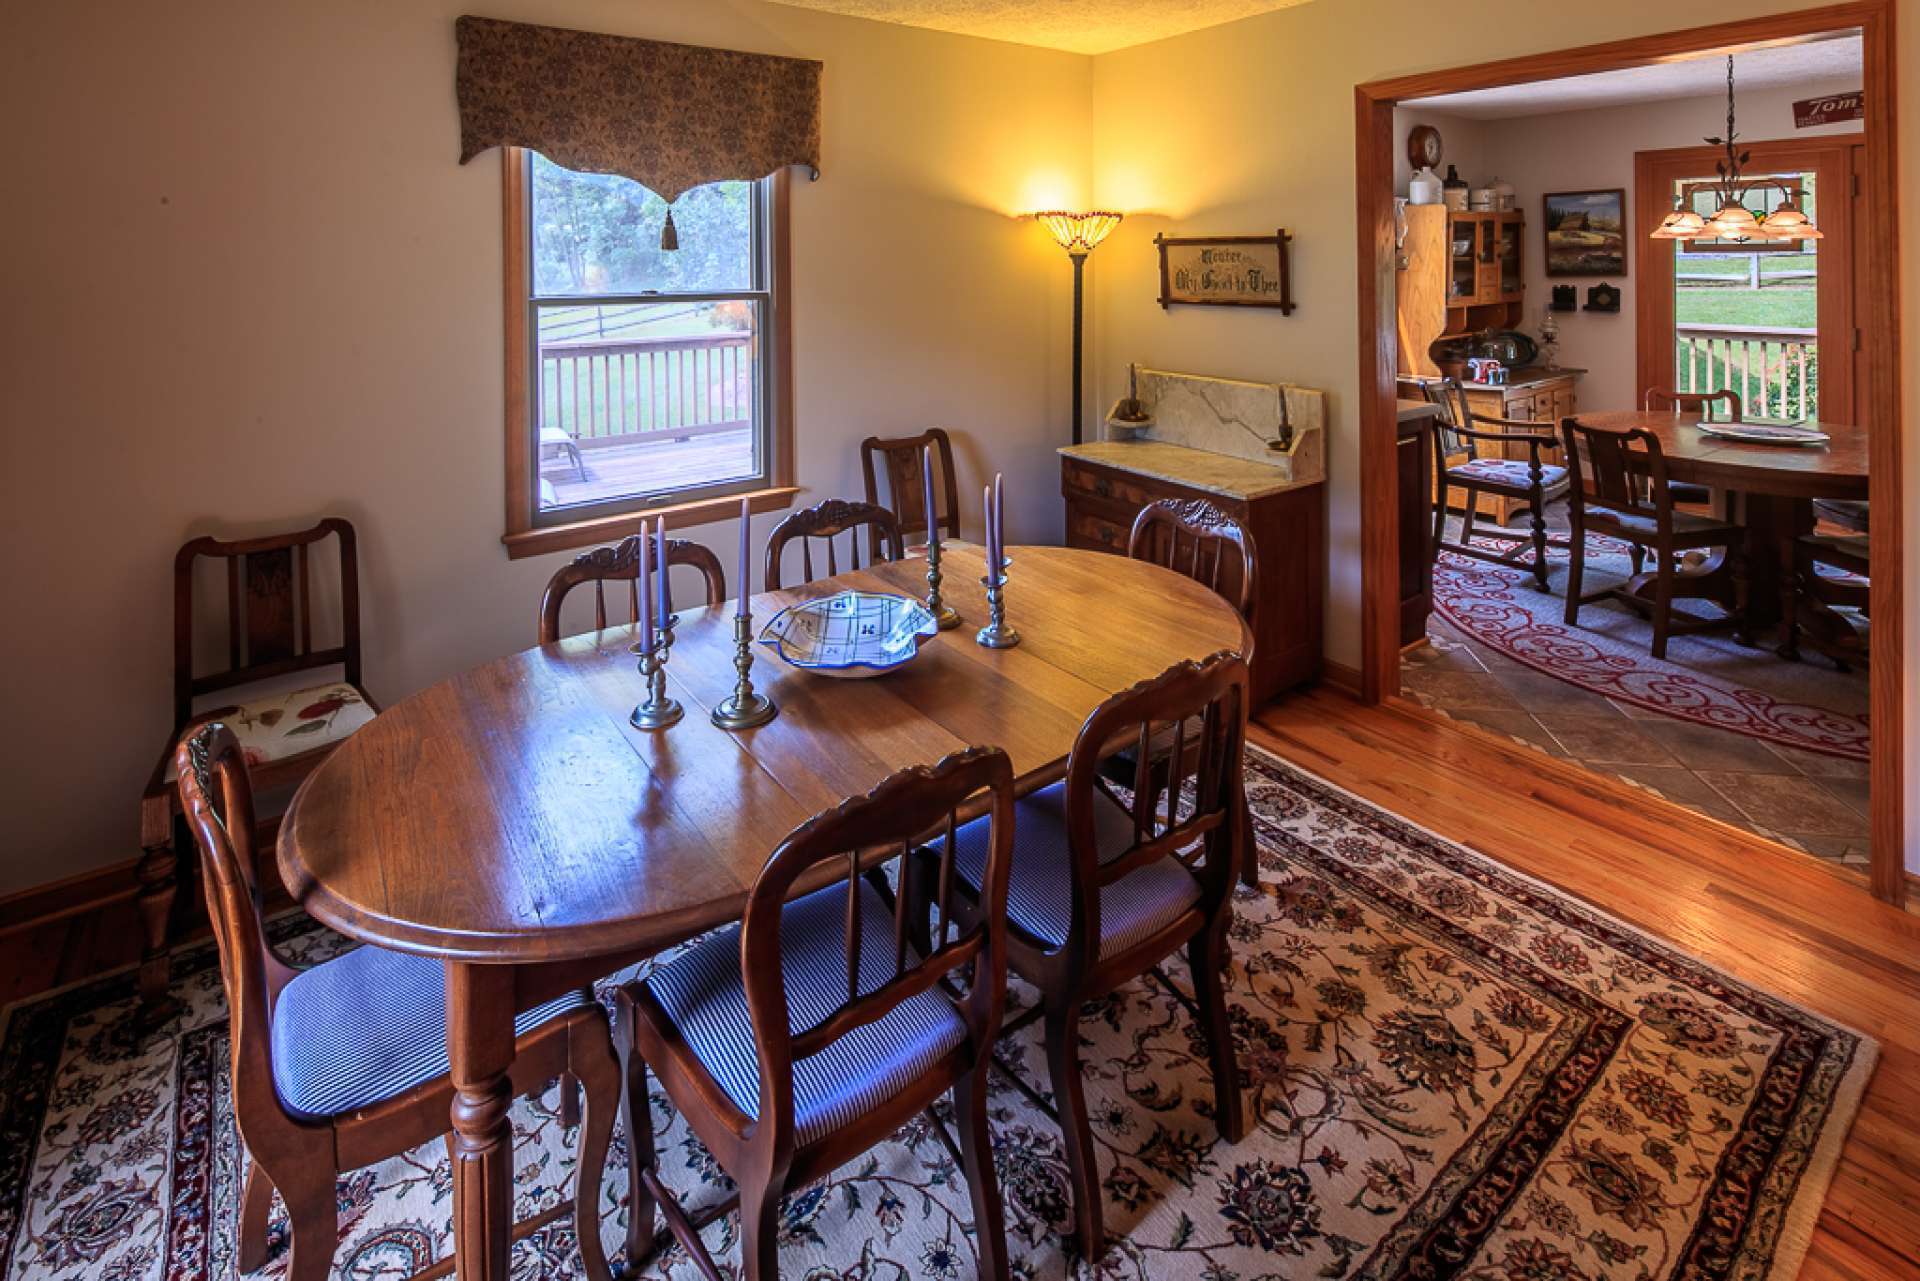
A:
1675,323,1818,420
540,332,752,446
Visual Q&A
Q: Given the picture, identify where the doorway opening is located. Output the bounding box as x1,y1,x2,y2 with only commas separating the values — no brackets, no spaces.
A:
1354,6,1903,903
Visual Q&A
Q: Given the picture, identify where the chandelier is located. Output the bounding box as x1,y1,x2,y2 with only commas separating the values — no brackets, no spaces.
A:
1651,55,1823,244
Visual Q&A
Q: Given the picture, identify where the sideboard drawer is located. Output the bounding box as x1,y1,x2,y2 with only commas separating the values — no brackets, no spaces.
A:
1062,459,1154,508
1066,507,1131,553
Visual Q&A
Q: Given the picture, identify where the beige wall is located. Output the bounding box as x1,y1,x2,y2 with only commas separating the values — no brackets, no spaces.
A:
0,0,1091,896
1090,0,1916,869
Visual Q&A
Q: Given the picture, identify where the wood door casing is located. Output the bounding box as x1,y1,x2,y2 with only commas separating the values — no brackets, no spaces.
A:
1634,138,1857,425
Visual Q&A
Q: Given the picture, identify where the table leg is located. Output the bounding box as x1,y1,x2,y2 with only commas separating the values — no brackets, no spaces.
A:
1738,493,1814,632
447,962,518,1281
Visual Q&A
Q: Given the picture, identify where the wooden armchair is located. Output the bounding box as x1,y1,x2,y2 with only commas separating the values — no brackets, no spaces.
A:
175,723,621,1281
537,533,726,644
1780,531,1869,670
614,748,1016,1279
1424,379,1568,591
1644,388,1741,509
860,427,960,557
914,652,1249,1265
136,518,377,1033
764,498,904,590
1561,419,1748,659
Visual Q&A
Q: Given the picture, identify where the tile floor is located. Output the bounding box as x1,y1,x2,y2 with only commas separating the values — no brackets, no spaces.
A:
1403,613,1872,868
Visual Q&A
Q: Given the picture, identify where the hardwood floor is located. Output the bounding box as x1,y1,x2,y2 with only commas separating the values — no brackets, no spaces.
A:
4,686,1913,1276
1254,689,1920,1281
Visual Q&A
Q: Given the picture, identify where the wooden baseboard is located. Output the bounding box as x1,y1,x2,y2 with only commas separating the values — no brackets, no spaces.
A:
0,818,285,939
0,860,141,935
1318,659,1364,699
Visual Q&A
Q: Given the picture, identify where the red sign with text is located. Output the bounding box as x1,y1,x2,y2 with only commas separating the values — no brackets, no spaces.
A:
1793,92,1863,128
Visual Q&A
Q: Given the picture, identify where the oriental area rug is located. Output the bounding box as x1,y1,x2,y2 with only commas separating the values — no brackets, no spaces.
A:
0,749,1873,1280
1433,532,1871,761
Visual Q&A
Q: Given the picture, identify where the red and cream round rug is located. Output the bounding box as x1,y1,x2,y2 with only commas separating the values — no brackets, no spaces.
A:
1432,533,1870,761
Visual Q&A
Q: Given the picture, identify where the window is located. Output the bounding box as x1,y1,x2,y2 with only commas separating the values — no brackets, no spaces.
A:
501,149,792,556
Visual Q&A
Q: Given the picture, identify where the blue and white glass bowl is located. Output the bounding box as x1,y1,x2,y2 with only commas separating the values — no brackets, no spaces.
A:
758,591,940,678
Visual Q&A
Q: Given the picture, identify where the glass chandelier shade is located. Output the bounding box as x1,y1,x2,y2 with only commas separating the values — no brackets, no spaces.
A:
1649,55,1822,245
1034,210,1123,255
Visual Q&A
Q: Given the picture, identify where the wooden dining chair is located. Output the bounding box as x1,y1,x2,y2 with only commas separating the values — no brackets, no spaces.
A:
860,427,961,556
763,497,904,590
137,517,378,1033
614,747,1017,1280
1125,499,1261,887
536,532,726,644
1560,419,1748,660
1643,388,1741,509
173,723,621,1281
1780,530,1870,670
1424,379,1568,592
915,652,1249,1265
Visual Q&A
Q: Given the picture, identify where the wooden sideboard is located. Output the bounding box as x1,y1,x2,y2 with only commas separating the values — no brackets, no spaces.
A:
1060,445,1323,704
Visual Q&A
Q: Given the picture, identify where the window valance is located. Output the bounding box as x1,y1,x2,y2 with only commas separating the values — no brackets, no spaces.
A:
456,15,822,232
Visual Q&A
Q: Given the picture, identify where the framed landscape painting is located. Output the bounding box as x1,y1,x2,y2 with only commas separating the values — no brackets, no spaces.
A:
1543,188,1627,276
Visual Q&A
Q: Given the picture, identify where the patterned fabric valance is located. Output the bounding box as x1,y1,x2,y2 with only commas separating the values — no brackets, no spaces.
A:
455,15,822,207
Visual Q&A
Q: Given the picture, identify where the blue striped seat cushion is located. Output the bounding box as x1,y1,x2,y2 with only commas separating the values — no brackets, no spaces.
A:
645,880,966,1146
270,946,590,1121
950,781,1201,958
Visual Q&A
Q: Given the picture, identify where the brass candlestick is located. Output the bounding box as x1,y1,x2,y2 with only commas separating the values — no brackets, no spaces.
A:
711,612,777,730
925,538,961,630
975,573,1020,649
630,629,683,730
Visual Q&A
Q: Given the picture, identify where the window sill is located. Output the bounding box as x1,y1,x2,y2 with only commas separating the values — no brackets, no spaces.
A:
502,486,802,561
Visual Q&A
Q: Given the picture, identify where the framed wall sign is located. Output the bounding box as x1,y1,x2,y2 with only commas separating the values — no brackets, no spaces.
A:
1154,230,1295,312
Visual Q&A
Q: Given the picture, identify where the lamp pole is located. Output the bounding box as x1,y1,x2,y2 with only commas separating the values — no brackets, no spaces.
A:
1070,249,1087,446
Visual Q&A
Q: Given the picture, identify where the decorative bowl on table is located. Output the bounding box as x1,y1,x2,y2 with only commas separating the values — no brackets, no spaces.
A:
758,591,940,678
1698,422,1830,447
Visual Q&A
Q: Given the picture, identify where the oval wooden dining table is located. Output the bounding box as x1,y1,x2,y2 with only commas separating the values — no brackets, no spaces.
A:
1568,411,1867,629
277,541,1249,1281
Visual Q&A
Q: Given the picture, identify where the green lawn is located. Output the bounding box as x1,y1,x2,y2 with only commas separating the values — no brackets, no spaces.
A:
1676,288,1816,328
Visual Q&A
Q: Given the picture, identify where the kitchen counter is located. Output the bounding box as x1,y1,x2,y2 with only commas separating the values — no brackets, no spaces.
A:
1057,440,1314,502
1403,366,1586,394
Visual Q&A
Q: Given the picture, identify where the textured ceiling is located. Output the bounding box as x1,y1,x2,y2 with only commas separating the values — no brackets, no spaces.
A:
760,0,1309,54
1403,33,1860,120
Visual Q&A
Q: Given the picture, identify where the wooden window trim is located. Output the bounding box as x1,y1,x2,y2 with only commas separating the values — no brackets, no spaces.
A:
499,151,796,560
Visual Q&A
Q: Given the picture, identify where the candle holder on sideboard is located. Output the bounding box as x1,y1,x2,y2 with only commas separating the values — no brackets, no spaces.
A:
924,538,962,630
712,612,777,730
975,574,1020,649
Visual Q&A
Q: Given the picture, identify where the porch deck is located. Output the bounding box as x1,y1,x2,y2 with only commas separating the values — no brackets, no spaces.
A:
539,427,756,511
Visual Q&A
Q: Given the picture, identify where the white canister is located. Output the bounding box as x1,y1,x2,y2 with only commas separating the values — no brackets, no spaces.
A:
1469,187,1496,212
1490,175,1516,212
1408,166,1443,205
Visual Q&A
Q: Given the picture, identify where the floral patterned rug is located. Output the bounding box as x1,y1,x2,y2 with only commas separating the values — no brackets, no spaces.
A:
0,749,1874,1280
1433,531,1871,761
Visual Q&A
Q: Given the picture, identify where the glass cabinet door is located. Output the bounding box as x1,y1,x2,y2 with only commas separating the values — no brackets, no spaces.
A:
1448,216,1478,303
1496,218,1522,299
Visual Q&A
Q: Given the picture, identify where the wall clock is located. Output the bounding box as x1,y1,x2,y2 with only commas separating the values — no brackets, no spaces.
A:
1406,124,1443,171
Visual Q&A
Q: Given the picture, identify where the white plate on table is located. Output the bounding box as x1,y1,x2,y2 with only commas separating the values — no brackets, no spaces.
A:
1697,422,1830,446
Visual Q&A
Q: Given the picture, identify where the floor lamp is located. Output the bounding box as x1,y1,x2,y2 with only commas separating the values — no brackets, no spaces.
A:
1034,212,1122,445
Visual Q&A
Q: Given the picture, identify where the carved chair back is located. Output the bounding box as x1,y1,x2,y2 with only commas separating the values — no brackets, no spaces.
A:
1645,388,1743,421
764,499,904,590
1126,499,1258,624
860,428,961,553
740,747,1015,1163
173,723,299,1140
537,534,727,644
1067,652,1247,972
1561,420,1672,537
173,518,361,730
